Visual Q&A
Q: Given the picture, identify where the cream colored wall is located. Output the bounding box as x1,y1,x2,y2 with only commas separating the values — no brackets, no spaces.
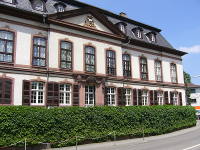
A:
63,14,113,34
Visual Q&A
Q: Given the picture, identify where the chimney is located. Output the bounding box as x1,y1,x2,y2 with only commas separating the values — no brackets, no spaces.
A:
119,12,127,17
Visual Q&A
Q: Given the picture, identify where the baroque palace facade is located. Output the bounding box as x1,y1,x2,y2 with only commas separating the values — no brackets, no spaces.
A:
0,0,186,107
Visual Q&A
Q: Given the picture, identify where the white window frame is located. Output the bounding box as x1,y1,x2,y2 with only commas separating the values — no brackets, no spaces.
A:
173,92,178,105
125,88,131,106
31,82,45,105
136,29,142,38
59,84,71,106
170,63,177,83
107,87,116,106
157,91,164,105
142,90,148,106
155,60,162,82
85,86,95,107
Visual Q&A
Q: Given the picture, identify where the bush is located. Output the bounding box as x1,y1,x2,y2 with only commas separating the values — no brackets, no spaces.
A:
0,106,196,148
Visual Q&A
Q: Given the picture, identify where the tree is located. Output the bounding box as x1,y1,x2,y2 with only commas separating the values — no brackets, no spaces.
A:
184,71,191,105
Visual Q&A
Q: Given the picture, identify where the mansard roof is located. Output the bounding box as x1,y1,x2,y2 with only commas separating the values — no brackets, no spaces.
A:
0,0,187,56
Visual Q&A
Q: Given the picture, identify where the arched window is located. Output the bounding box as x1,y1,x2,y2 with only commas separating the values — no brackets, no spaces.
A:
140,57,148,80
85,46,95,72
132,27,143,39
122,54,131,77
146,32,156,42
32,0,45,12
106,50,116,75
116,22,127,33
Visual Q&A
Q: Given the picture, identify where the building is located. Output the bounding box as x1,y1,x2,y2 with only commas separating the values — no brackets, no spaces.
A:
187,83,200,109
0,0,186,107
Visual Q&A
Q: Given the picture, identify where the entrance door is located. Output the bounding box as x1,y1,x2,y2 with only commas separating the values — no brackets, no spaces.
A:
85,86,95,106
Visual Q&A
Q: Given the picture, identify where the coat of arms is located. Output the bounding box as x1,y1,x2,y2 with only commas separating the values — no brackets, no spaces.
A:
84,15,96,28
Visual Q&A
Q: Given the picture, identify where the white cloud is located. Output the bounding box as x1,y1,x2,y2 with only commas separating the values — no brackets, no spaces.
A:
179,45,200,54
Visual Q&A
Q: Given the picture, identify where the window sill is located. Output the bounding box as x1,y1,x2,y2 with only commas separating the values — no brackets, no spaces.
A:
31,65,47,70
0,62,14,66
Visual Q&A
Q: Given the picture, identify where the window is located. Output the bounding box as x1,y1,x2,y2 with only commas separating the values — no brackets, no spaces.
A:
0,78,12,104
55,4,65,12
172,92,178,105
142,90,148,106
116,22,127,33
32,0,45,11
106,50,116,75
2,0,14,4
190,89,196,93
106,87,116,106
85,86,95,106
125,88,131,106
133,28,143,39
147,32,156,42
32,37,46,67
0,30,14,63
60,41,72,70
85,46,95,72
155,60,162,81
59,84,71,105
170,63,177,83
123,54,131,77
140,57,148,80
157,91,164,105
31,82,44,105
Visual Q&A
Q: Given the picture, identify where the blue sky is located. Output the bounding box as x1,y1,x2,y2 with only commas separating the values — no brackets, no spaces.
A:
79,0,200,84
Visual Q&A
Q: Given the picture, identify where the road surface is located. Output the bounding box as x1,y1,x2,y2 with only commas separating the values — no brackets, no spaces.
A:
50,121,200,150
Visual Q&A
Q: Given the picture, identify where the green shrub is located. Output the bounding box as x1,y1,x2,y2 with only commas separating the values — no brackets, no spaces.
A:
0,106,196,148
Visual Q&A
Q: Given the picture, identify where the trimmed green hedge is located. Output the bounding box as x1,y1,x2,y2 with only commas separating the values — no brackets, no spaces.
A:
0,106,196,148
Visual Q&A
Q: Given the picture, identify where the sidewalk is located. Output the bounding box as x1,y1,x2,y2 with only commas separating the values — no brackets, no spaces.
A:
47,121,200,150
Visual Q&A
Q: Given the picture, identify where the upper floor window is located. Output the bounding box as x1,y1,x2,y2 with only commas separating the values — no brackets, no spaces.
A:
0,30,14,63
31,82,45,105
106,50,116,75
116,22,127,33
60,41,72,70
142,90,148,106
0,78,12,104
155,60,162,82
32,0,45,12
122,54,131,77
55,3,66,13
132,27,143,39
59,84,71,106
170,63,177,83
140,57,148,80
85,46,95,72
146,32,156,42
32,37,46,67
106,87,116,106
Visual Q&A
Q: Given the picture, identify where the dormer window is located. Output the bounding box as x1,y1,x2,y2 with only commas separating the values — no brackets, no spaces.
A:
54,3,66,13
32,0,45,12
132,27,143,39
2,0,14,4
116,22,127,34
146,32,156,42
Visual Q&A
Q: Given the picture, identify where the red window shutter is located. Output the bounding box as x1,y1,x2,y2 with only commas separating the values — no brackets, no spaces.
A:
179,92,183,106
47,82,59,106
73,84,79,106
133,89,137,105
104,87,108,106
170,92,173,105
117,88,125,106
138,89,142,105
149,90,154,105
4,79,12,104
154,90,158,105
22,80,30,106
164,91,169,105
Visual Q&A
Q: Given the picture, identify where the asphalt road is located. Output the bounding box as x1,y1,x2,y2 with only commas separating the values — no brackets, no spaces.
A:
51,121,200,150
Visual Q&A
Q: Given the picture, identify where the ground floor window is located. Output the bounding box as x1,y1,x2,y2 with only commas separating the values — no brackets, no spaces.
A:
59,84,71,105
142,90,148,106
125,88,131,106
157,91,164,105
85,86,95,106
106,87,116,106
31,82,44,105
172,92,178,105
0,78,12,104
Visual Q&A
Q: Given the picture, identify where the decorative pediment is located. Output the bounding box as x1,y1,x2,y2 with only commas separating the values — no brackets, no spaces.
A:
48,7,124,37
